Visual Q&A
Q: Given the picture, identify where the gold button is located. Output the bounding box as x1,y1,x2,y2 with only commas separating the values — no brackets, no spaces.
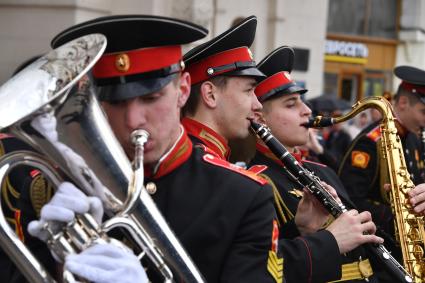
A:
145,182,157,195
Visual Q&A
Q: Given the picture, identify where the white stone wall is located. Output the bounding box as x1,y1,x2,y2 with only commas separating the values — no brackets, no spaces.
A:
0,0,328,94
395,0,425,90
273,0,329,98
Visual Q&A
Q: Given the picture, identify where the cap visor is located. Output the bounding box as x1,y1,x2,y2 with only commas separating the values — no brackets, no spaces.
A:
98,73,177,101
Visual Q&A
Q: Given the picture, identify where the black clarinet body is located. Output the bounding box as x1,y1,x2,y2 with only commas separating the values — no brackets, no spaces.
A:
250,121,413,283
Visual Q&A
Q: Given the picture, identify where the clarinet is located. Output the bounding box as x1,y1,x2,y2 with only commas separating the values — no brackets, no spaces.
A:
250,121,413,283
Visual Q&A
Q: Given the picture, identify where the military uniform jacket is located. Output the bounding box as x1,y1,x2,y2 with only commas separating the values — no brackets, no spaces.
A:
182,118,338,283
250,146,379,283
145,129,282,283
0,134,56,283
338,121,424,238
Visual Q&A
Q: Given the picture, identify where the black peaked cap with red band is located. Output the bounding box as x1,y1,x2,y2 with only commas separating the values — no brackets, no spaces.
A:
183,15,265,85
51,15,208,101
394,65,425,104
255,46,307,103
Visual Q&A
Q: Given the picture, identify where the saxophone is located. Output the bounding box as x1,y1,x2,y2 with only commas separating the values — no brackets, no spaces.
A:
305,96,425,282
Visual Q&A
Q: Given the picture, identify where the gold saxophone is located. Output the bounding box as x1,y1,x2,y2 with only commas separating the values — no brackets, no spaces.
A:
307,96,425,282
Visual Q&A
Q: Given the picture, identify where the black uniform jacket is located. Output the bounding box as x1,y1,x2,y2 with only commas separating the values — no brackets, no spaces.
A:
338,121,424,239
250,144,380,283
145,129,282,283
0,134,56,283
182,118,339,283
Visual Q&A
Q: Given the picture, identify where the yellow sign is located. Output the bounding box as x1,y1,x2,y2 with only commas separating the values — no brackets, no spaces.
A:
325,55,367,65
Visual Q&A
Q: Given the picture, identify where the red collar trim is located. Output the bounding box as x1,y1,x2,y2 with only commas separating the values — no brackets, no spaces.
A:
146,128,193,179
93,45,182,79
182,117,230,159
255,71,293,98
401,81,425,96
186,46,254,85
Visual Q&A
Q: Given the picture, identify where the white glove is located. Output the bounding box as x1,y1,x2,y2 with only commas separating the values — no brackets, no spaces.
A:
65,243,148,283
27,182,104,242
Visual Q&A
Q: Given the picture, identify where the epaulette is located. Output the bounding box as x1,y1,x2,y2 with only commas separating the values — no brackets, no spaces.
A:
247,164,268,175
202,153,268,185
366,125,381,142
303,159,327,168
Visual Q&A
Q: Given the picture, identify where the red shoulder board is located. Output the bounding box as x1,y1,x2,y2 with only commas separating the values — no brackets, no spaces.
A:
366,126,381,142
203,153,268,185
0,133,13,139
303,160,327,168
247,164,268,175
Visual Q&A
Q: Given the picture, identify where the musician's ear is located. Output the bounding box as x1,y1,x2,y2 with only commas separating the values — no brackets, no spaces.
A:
200,81,218,108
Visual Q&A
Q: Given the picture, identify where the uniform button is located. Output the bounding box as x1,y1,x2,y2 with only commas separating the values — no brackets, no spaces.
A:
145,182,157,195
405,149,409,154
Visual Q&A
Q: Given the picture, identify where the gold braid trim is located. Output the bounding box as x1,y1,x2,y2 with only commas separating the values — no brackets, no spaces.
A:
259,173,294,226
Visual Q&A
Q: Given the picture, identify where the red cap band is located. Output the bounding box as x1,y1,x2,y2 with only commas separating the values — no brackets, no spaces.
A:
255,71,293,99
186,46,254,85
92,45,182,79
401,81,425,95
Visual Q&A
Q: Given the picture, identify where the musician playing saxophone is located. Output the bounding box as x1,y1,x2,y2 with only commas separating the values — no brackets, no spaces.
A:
248,47,384,283
338,66,425,280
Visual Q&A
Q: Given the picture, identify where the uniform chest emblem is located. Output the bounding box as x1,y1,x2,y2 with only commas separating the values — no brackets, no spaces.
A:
288,188,303,198
351,150,370,169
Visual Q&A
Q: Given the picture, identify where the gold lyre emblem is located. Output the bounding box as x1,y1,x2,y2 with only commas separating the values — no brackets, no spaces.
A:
115,53,130,72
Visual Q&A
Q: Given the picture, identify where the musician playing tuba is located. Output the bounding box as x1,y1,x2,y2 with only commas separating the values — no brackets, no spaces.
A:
338,66,425,281
1,14,283,283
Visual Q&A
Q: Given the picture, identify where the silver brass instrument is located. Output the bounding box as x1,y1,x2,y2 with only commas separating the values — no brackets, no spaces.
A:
0,34,204,282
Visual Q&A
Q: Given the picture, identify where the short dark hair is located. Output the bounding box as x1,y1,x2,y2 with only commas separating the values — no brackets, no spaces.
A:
394,85,421,106
183,75,229,116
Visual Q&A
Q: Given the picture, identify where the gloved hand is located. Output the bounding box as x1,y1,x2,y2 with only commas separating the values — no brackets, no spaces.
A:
65,243,148,283
27,181,104,242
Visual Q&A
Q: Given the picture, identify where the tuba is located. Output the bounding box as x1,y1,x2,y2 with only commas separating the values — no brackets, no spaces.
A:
0,34,204,282
305,96,425,282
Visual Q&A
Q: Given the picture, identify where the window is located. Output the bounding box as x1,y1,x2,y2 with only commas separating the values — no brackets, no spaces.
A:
327,0,398,39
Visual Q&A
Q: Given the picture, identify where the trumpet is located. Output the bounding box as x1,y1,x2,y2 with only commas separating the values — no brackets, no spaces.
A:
0,34,204,282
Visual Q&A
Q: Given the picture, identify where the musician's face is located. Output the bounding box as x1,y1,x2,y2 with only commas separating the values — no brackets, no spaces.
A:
262,93,312,149
102,73,190,167
397,96,425,135
213,76,262,140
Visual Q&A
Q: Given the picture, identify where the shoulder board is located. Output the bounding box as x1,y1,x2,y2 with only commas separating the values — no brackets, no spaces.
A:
0,133,13,140
203,153,268,185
366,126,381,142
303,160,327,168
247,164,268,175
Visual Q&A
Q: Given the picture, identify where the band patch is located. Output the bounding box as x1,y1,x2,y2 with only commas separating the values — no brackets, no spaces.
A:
351,151,370,169
30,175,52,218
267,250,283,283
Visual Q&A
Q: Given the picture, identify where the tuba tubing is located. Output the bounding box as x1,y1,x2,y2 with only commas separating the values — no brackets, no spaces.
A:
0,34,204,282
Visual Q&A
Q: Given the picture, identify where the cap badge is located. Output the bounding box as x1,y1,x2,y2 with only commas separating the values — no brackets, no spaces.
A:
115,53,130,72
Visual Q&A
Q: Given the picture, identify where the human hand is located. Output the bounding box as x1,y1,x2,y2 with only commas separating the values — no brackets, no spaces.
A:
305,129,324,154
27,182,103,242
326,209,383,254
65,243,148,283
295,183,338,235
408,183,425,215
